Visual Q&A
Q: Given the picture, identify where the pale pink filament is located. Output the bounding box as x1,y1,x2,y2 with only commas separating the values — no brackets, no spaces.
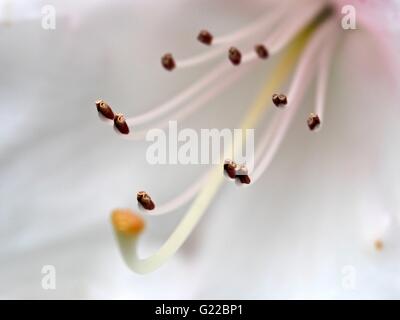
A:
175,2,290,69
126,61,230,127
241,1,325,63
147,172,210,216
125,61,254,141
315,33,338,122
251,20,336,183
125,3,323,129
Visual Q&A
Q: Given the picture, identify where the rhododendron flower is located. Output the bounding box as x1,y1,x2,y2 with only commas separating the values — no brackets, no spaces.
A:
1,0,400,299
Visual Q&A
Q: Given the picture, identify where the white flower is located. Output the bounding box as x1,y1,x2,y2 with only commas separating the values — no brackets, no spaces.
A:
1,0,400,299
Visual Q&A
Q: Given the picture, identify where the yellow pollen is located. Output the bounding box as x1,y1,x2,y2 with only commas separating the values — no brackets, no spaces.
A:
111,209,145,236
374,239,384,251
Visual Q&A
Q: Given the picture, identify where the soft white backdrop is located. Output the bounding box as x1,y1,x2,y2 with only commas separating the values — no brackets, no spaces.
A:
0,0,400,299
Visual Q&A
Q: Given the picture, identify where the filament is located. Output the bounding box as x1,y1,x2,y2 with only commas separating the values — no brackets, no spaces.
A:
176,46,228,69
127,61,254,140
147,171,210,216
126,61,231,126
315,33,338,121
241,1,325,63
213,3,289,45
175,3,290,69
113,27,312,274
122,3,325,132
251,19,336,183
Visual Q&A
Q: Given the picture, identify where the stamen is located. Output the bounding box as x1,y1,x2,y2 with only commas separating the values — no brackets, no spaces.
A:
173,4,289,69
228,47,242,65
169,1,324,72
255,44,269,59
137,191,155,211
197,30,213,45
251,19,336,184
161,53,176,71
224,159,237,179
240,2,326,64
307,113,320,131
112,209,145,236
112,16,325,274
123,4,326,131
96,99,114,120
114,113,130,135
272,94,288,107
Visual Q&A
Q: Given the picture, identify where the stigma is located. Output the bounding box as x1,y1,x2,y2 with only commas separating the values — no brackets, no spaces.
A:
111,209,145,236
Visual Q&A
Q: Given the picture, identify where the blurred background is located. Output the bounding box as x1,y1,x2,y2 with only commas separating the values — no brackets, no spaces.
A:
1,0,400,299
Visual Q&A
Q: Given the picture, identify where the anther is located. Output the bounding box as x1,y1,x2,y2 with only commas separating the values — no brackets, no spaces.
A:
114,113,130,135
307,113,321,131
137,191,155,211
236,164,251,185
272,94,287,107
197,30,213,45
228,47,242,66
224,159,237,179
238,175,251,184
96,99,114,120
161,53,176,71
254,44,269,59
111,208,145,236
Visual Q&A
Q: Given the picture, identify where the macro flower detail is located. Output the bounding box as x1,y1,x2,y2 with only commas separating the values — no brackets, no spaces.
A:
137,191,156,211
272,93,288,107
255,44,269,59
228,47,242,65
111,209,145,236
223,159,238,179
197,30,213,45
3,0,400,301
307,113,321,131
223,159,251,185
113,113,130,135
92,0,400,275
161,53,176,71
95,99,115,120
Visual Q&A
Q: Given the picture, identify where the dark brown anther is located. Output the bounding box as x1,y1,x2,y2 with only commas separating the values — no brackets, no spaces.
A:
235,165,251,185
96,99,114,120
224,159,237,179
228,47,242,66
238,175,251,184
197,30,213,45
307,113,321,131
254,44,269,59
272,94,288,107
161,53,176,71
137,191,155,211
114,113,130,135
